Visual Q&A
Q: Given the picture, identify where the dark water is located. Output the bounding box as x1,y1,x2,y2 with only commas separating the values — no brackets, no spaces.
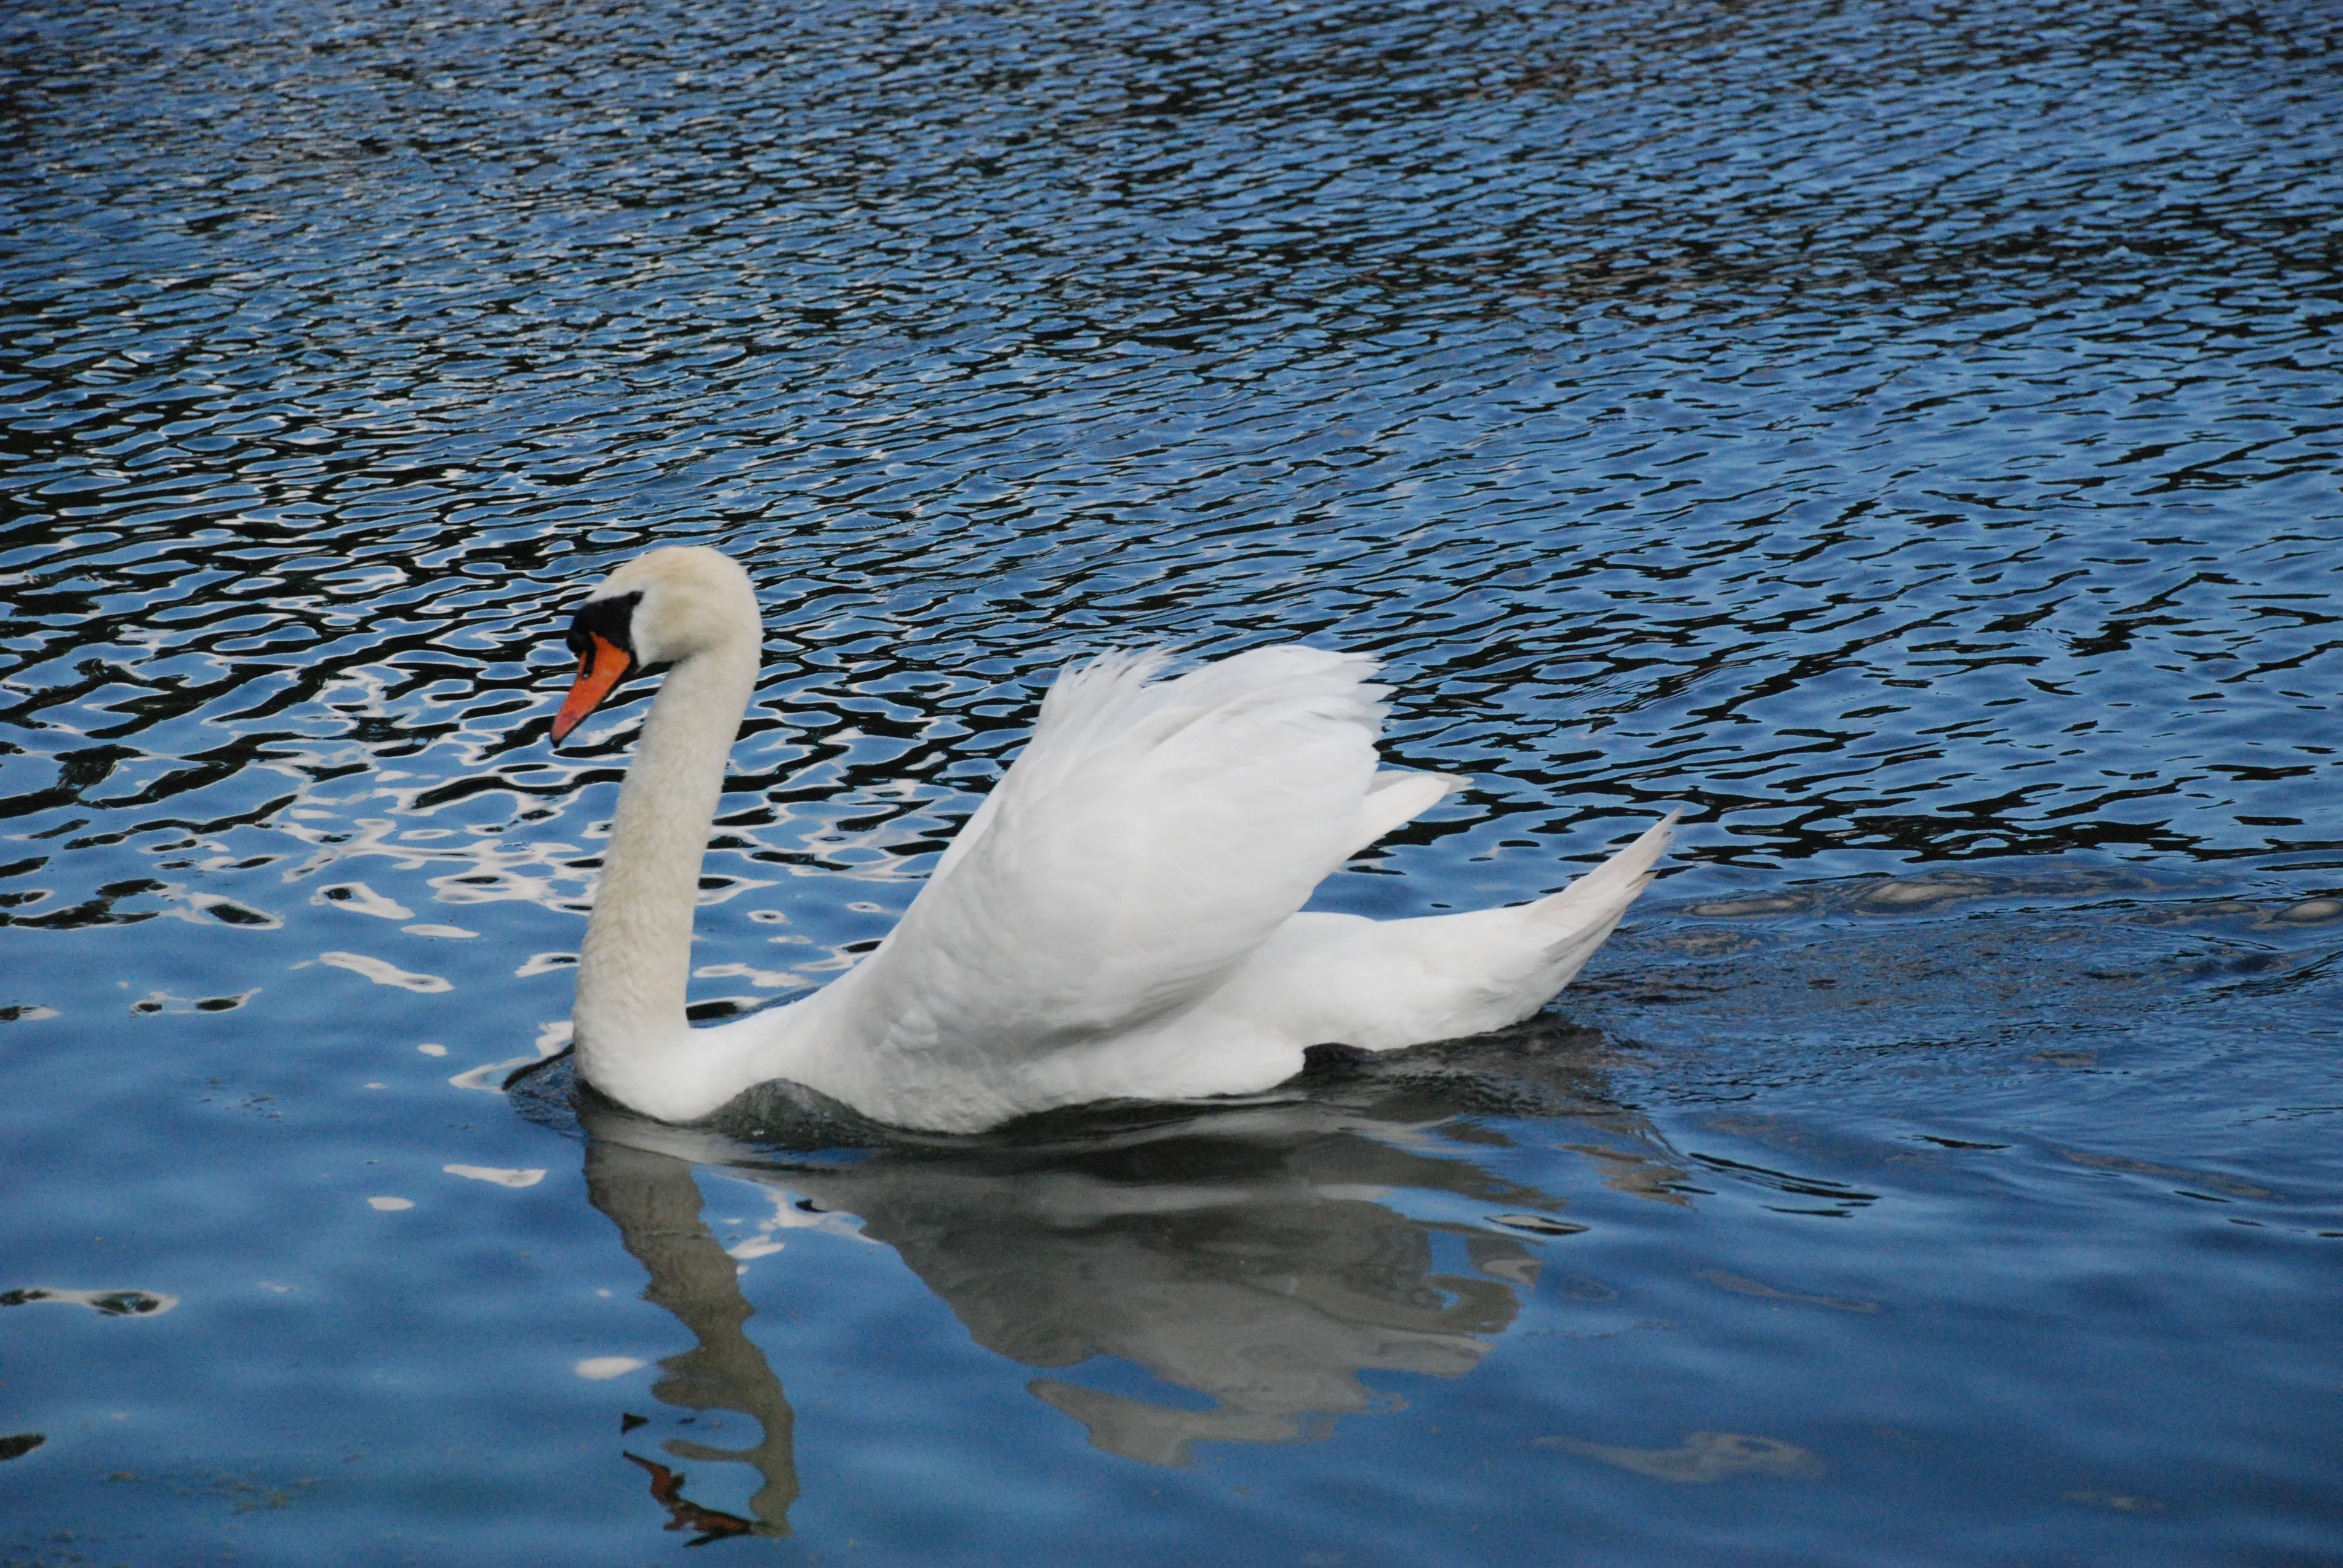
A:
4,0,2341,1562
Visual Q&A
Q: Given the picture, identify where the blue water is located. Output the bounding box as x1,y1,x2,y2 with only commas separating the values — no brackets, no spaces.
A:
3,0,2341,1563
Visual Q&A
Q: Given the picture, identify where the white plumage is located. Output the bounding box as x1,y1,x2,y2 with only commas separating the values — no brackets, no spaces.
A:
554,547,1673,1133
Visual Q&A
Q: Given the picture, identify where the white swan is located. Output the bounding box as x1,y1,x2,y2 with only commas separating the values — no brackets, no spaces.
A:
550,546,1673,1132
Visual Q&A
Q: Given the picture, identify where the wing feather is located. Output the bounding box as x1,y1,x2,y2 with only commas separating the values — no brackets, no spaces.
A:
834,647,1386,1063
1350,770,1464,855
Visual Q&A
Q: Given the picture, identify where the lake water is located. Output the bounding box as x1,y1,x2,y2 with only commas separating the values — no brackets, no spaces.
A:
3,0,2340,1563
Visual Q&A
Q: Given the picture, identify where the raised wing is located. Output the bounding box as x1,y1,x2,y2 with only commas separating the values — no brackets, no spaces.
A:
831,647,1388,1065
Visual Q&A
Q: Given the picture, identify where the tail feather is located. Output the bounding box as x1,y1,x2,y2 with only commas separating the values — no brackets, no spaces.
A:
1529,811,1680,936
1204,811,1681,1059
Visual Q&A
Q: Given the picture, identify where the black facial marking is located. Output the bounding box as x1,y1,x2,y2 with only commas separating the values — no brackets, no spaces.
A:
566,590,643,664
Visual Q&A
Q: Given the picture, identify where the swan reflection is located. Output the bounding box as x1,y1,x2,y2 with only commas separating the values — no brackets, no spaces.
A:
582,1134,799,1540
560,1028,1693,1534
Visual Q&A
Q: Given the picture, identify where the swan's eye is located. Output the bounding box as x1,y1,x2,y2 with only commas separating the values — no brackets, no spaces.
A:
565,590,643,661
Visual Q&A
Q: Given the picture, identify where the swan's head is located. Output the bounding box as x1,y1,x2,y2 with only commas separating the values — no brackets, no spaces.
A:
551,546,759,745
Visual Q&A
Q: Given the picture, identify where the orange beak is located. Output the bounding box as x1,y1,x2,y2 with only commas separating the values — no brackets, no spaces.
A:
552,633,634,745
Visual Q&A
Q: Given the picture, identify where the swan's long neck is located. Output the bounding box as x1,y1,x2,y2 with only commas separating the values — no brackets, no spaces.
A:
573,636,759,1116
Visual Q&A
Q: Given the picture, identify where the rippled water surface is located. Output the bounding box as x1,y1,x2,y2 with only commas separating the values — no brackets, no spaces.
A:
4,0,2341,1562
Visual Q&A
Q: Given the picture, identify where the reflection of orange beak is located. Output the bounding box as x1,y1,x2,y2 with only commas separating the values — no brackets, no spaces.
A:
552,633,634,745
